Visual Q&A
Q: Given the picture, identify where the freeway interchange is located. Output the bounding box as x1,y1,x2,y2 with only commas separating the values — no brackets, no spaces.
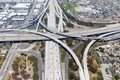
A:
0,0,120,80
0,25,120,80
0,23,120,42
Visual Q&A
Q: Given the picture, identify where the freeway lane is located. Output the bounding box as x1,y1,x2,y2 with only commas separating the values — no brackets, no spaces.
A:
64,23,120,37
0,31,119,43
0,33,66,42
0,43,19,80
0,23,120,40
45,0,63,79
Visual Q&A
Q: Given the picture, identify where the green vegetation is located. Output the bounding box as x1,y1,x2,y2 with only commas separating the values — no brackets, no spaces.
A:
32,42,45,61
7,76,12,80
90,42,106,65
88,42,106,80
40,42,45,59
32,42,41,50
114,74,120,80
12,63,19,72
92,42,106,48
115,47,119,50
66,22,74,28
65,39,76,48
61,2,76,13
69,59,78,71
60,48,66,62
74,41,90,62
74,19,106,27
0,46,3,49
67,40,90,79
69,71,79,80
65,11,107,27
41,50,45,59
12,55,30,80
28,56,39,80
109,54,114,57
88,56,99,73
20,53,27,56
0,56,5,68
20,70,30,79
69,71,75,79
92,72,104,80
99,47,105,52
68,41,105,80
66,39,105,80
19,63,26,70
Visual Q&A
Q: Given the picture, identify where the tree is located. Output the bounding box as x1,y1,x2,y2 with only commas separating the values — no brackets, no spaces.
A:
20,70,30,79
12,64,19,72
69,71,75,79
88,56,98,73
66,22,74,28
114,74,119,80
69,59,79,71
99,47,104,52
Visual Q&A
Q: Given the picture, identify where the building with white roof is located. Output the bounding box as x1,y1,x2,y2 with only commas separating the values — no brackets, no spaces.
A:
0,14,6,17
0,21,4,25
16,12,28,16
0,0,33,2
11,17,25,21
12,3,31,10
2,17,8,21
34,9,39,15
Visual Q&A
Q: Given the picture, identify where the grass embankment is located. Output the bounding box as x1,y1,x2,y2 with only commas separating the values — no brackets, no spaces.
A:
28,56,39,80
